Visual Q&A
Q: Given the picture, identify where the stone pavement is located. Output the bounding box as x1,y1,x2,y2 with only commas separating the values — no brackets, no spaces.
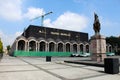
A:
0,55,120,80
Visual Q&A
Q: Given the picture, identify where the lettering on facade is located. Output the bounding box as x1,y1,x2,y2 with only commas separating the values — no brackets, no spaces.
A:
51,32,59,35
51,31,71,37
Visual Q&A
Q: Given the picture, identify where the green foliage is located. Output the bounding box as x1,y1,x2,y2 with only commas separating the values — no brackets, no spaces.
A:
0,40,3,53
106,36,120,54
6,45,11,52
106,36,120,48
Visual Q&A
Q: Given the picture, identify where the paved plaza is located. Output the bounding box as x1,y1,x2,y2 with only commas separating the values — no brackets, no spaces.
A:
0,55,120,80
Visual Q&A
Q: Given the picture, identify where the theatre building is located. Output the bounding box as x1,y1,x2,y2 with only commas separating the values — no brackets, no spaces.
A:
10,25,90,56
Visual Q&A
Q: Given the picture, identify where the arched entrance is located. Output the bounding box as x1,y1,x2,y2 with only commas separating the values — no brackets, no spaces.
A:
29,41,36,51
49,42,55,52
66,43,70,52
39,41,46,51
73,44,77,53
18,40,25,50
80,44,84,53
85,45,89,53
109,46,112,52
58,43,63,52
106,46,108,52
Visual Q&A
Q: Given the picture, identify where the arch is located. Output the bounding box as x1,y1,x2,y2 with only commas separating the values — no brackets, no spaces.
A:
49,42,55,52
58,42,64,52
47,38,55,43
109,46,112,52
28,37,36,41
85,44,89,53
29,40,36,51
38,37,45,41
106,45,108,52
16,36,26,41
18,40,25,51
80,44,84,53
66,43,70,52
73,44,77,53
39,41,46,51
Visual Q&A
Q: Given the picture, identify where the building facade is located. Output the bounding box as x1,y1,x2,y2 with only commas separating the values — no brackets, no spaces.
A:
10,25,90,56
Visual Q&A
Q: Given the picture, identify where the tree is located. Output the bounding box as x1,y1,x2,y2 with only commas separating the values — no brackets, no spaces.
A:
6,45,11,53
106,36,120,55
0,39,3,53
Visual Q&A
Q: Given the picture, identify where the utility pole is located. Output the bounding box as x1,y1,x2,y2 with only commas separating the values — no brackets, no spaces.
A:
30,11,53,26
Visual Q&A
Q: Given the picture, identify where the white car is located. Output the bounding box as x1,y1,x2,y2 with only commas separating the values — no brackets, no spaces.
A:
71,53,80,57
107,53,115,56
80,53,90,57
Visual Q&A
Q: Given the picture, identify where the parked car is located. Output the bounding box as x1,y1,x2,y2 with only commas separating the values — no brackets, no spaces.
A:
80,53,90,57
106,52,115,56
85,53,91,56
70,53,80,57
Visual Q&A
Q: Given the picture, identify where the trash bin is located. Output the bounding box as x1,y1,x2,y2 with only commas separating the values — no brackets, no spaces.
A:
46,56,51,62
104,58,119,74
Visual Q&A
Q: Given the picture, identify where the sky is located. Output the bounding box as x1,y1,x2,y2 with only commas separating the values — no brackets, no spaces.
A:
0,0,120,48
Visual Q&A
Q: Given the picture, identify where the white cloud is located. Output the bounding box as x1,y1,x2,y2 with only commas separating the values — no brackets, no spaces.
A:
44,11,88,31
0,30,22,48
0,0,22,21
24,7,45,20
15,31,22,37
0,0,46,21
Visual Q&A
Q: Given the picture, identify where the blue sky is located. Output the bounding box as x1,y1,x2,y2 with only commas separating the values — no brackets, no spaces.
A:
0,0,120,48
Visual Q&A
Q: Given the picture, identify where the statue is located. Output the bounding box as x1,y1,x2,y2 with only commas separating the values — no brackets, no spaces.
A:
93,13,100,34
90,13,106,62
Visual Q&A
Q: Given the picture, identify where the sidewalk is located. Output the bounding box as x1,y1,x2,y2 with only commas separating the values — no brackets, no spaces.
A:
0,55,120,80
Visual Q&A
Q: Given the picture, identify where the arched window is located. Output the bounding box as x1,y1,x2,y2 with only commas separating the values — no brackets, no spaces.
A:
109,46,112,52
66,43,70,52
49,42,55,52
80,44,84,53
85,45,89,53
73,44,77,53
39,41,46,51
18,40,25,50
58,43,63,52
106,46,108,52
29,41,36,51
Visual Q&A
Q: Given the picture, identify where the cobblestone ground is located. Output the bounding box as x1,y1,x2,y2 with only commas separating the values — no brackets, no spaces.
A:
0,54,120,80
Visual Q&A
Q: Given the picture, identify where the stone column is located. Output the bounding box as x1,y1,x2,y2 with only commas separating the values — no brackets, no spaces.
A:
70,44,73,52
90,34,106,62
54,43,56,52
45,43,48,52
16,41,18,51
25,41,27,51
77,44,80,53
36,41,38,51
28,42,29,51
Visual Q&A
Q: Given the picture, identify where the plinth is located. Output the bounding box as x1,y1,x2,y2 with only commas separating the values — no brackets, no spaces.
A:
90,34,106,62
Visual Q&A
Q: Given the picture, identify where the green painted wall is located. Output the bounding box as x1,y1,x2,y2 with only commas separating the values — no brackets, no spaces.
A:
14,51,72,57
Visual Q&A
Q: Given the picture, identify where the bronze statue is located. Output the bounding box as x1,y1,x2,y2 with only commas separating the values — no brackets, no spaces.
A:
93,13,100,34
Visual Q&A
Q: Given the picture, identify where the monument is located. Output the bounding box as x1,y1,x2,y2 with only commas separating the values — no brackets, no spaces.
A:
90,13,106,62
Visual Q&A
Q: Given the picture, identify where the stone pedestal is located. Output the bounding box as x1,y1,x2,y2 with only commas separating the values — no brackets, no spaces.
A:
90,34,106,62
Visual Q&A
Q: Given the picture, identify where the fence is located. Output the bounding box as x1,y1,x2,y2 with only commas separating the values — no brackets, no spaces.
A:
14,50,72,57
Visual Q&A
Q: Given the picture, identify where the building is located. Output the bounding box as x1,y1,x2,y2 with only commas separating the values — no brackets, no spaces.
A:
10,25,89,56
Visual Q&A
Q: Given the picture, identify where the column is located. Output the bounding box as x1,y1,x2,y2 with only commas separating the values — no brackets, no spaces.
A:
16,41,18,51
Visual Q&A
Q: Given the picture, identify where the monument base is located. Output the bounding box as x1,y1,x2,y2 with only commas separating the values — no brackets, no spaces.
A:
91,53,106,62
90,34,107,62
